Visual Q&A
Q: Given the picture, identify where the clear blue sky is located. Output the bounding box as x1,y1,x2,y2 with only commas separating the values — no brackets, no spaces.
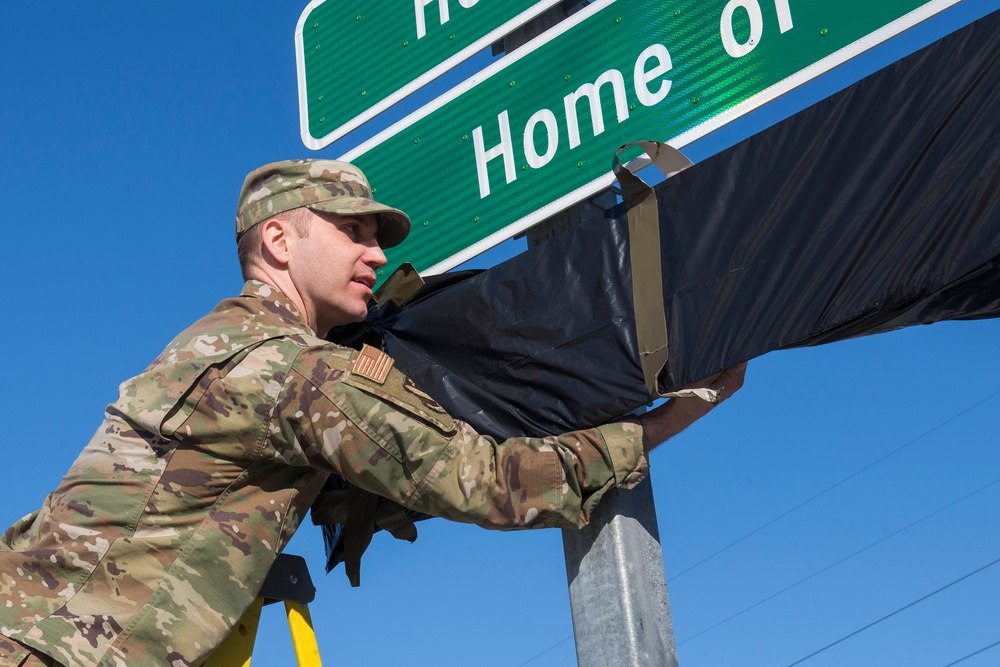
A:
2,2,998,666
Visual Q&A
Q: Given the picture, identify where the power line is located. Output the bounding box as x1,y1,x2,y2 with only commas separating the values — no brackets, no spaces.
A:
513,635,574,667
784,555,1000,667
667,388,1000,581
678,475,1000,645
941,638,1000,666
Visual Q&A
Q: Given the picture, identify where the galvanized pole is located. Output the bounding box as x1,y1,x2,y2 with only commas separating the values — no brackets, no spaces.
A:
561,476,677,667
500,5,679,664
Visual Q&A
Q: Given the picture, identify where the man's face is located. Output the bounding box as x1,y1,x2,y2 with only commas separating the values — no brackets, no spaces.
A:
286,209,386,334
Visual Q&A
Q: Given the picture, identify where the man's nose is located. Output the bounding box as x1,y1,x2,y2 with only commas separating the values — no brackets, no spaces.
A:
363,241,387,269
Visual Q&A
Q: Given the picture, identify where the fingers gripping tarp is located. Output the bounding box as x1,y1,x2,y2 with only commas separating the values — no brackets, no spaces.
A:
330,9,1000,442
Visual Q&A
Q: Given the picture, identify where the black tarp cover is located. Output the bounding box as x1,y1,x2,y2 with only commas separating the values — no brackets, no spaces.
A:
333,8,1000,440
320,9,1000,572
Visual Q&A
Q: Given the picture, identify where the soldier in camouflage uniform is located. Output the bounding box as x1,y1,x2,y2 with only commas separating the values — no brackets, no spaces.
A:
0,160,745,667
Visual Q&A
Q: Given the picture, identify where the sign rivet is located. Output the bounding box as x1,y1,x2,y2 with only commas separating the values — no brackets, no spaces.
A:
462,135,468,141
820,28,828,36
674,10,680,17
403,40,409,46
615,17,622,23
313,22,319,28
318,95,324,101
629,103,636,110
693,97,700,104
355,15,361,21
314,45,321,50
577,161,584,168
319,117,325,122
564,75,571,81
377,270,383,276
413,138,420,144
450,34,455,40
522,164,528,171
423,220,429,227
509,80,516,87
360,91,366,97
473,216,480,223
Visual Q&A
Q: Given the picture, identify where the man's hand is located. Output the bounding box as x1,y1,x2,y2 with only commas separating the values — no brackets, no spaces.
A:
639,362,747,452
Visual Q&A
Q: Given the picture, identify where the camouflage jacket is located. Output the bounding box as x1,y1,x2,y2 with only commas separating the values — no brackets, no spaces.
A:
0,281,648,667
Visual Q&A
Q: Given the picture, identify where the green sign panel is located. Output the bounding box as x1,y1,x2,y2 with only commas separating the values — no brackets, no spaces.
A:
337,0,960,286
296,0,563,148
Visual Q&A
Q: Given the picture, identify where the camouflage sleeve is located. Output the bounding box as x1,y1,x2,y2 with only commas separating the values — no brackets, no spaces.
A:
273,344,649,530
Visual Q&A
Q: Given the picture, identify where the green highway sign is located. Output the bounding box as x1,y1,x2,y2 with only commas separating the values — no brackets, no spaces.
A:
336,0,962,286
296,0,563,148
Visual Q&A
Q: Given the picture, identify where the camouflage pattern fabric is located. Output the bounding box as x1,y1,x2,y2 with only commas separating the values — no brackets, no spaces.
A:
1,636,59,667
235,159,411,248
0,281,648,667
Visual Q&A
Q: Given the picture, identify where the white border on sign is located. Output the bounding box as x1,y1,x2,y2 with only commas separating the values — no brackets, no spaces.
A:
338,0,616,162
295,0,565,149
337,0,964,276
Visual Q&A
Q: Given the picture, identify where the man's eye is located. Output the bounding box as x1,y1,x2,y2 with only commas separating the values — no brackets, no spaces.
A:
344,224,359,238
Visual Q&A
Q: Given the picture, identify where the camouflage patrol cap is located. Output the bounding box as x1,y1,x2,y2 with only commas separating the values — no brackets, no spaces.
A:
236,159,411,248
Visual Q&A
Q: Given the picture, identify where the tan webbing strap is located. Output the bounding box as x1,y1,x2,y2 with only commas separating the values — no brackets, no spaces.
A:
373,261,425,309
613,141,693,398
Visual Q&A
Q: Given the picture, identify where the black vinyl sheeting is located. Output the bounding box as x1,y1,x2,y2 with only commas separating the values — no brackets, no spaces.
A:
319,9,1000,571
332,8,1000,440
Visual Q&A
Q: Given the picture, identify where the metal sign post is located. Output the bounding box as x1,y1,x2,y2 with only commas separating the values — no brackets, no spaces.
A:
562,478,677,667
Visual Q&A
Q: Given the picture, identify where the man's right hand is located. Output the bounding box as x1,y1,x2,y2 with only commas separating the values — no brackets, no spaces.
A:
639,362,748,452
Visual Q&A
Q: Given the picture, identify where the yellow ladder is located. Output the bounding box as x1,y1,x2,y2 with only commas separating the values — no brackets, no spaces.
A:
205,554,323,667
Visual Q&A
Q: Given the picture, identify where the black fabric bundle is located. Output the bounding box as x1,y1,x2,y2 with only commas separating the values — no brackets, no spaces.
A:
320,9,1000,571
333,9,1000,439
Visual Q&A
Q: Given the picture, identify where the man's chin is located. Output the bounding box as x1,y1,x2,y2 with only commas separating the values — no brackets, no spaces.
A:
335,304,370,325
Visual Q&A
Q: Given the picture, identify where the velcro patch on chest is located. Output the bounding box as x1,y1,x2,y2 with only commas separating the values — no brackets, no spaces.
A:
353,344,394,384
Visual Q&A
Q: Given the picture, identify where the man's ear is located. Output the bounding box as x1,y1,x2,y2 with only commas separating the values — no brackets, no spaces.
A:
259,218,291,267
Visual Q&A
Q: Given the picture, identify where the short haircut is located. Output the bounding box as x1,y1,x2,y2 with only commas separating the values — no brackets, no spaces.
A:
236,207,311,280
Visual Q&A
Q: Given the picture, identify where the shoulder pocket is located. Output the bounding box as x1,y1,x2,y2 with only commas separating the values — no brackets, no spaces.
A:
157,340,271,437
342,364,456,436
